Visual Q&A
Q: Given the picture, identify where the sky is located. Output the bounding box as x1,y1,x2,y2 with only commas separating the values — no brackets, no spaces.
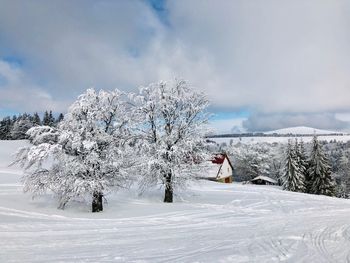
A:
0,0,350,133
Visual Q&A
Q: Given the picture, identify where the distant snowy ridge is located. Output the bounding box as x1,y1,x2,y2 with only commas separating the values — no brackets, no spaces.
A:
265,126,344,135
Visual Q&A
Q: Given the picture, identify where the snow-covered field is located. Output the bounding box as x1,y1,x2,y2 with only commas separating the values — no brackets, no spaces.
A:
265,126,344,135
211,135,350,145
210,126,350,145
2,141,350,262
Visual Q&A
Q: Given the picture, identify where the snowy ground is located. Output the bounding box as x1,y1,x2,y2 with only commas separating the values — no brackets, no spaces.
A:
211,135,350,145
1,141,350,262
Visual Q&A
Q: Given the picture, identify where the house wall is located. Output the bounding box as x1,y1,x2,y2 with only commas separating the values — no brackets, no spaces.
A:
217,157,233,182
217,176,233,183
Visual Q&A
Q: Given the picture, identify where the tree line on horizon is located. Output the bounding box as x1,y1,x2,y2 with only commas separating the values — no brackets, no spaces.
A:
0,111,64,140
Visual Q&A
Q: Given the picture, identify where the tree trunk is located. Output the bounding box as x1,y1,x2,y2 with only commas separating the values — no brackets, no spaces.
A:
92,191,103,212
58,200,68,210
58,196,70,210
164,173,173,203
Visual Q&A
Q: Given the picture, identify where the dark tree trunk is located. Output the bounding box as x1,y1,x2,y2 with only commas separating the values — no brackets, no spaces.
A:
92,191,103,212
57,196,70,210
58,200,68,210
164,173,173,203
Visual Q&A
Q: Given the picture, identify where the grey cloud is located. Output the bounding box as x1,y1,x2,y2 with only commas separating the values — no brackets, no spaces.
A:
242,112,350,132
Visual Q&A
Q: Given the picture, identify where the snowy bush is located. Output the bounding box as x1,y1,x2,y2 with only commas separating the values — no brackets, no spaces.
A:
26,126,59,145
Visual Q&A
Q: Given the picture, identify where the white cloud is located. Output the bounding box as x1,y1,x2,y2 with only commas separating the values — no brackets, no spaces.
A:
0,0,349,131
209,117,247,134
165,0,350,113
336,112,350,123
0,60,67,113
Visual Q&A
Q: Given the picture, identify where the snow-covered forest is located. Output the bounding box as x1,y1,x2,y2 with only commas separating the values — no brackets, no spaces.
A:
0,111,64,140
211,136,350,198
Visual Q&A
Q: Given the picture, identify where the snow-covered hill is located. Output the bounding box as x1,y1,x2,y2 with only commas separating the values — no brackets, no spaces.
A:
212,134,350,145
2,140,350,262
265,126,343,135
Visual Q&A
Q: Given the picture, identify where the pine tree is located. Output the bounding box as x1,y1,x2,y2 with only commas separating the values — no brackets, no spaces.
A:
0,117,11,140
48,110,55,126
43,111,50,126
339,150,350,198
308,136,335,196
33,112,41,126
42,110,56,126
281,140,306,192
295,139,309,190
12,115,17,123
56,113,64,123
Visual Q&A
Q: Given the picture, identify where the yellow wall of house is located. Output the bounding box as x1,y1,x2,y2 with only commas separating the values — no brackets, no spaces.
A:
217,176,233,183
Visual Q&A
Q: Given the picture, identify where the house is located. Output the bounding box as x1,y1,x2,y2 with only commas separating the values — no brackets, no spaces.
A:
251,175,277,185
207,154,234,183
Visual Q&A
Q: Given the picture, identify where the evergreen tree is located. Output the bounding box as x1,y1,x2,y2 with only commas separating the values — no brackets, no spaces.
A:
295,139,309,190
48,110,55,126
33,112,41,126
56,113,64,123
308,136,335,196
11,117,33,139
281,140,306,192
43,111,50,126
339,150,350,197
12,115,17,123
0,116,12,140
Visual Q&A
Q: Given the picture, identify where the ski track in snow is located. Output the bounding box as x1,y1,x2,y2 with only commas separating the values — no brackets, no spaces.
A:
2,182,350,262
1,142,350,262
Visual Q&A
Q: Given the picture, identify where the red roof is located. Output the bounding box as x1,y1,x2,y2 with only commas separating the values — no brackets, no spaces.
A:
211,154,226,164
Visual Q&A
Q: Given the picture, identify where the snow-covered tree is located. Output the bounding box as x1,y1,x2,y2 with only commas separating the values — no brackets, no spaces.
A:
32,112,41,126
42,110,55,126
338,150,350,197
14,89,133,212
294,139,308,186
308,136,335,196
56,113,64,124
26,126,60,145
11,117,33,139
0,116,12,139
281,140,306,192
269,145,285,185
230,143,272,182
132,80,210,202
